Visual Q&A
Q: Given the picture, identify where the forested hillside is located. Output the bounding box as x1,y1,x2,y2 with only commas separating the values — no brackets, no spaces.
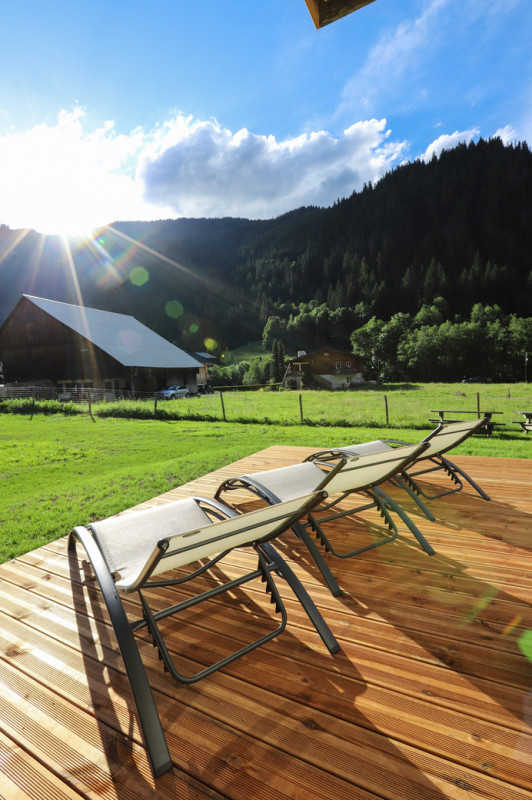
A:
1,138,531,365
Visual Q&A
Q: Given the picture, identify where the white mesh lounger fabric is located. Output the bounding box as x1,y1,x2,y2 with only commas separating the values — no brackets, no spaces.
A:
215,443,434,598
308,417,490,507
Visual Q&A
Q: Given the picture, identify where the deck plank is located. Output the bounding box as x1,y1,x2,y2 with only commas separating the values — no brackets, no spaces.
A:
1,447,531,799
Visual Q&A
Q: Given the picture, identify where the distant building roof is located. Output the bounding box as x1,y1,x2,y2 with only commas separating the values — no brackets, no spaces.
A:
194,352,217,361
288,347,366,363
23,295,202,370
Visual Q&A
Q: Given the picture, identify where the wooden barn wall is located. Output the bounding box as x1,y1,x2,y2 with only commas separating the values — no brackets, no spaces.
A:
0,299,124,384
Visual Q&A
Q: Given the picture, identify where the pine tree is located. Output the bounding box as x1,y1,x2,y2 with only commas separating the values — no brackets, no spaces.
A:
271,339,285,383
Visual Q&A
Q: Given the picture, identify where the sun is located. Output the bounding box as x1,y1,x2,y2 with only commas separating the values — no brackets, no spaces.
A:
55,220,98,239
58,223,99,239
34,209,100,239
24,184,103,237
9,195,102,238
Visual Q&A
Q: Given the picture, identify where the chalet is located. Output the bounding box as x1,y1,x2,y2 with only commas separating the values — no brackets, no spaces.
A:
284,347,365,390
0,295,204,397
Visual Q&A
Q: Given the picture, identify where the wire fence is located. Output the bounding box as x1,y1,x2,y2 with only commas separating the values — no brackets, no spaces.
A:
1,383,531,435
0,383,280,402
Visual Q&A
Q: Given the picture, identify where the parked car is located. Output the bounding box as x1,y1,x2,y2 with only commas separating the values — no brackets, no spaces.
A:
158,384,190,399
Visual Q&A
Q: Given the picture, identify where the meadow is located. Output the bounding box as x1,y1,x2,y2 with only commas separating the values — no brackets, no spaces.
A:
181,381,532,431
1,382,530,564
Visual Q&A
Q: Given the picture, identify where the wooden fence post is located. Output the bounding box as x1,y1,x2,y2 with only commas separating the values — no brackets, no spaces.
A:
299,393,304,424
476,392,480,418
384,394,389,426
88,388,95,422
220,391,226,421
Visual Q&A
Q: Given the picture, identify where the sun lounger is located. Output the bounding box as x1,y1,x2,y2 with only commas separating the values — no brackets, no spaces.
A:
215,443,434,598
307,417,490,509
69,490,338,778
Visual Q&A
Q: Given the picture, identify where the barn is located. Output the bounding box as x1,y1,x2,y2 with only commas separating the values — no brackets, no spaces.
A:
0,295,204,397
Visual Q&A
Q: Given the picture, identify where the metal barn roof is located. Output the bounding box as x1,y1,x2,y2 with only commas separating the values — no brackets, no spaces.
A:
24,295,202,370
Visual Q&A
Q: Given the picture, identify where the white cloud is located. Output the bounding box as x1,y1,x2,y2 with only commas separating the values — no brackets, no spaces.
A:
0,107,172,235
140,116,408,218
337,0,528,120
338,0,449,117
0,109,409,233
494,125,517,145
420,127,480,161
1,105,519,236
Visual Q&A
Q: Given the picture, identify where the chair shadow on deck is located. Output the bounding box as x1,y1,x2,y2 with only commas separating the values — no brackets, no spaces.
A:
68,549,202,795
271,479,532,739
413,478,532,554
68,539,454,799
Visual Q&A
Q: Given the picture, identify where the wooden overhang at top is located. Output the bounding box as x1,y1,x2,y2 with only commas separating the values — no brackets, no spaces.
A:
305,0,377,28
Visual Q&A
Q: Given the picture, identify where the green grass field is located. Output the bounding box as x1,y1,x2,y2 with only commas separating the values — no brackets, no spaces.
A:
1,383,530,563
192,382,532,431
0,415,384,562
5,381,531,432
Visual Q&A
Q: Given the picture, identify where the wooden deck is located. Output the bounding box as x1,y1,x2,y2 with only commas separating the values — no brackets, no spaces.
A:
1,446,531,799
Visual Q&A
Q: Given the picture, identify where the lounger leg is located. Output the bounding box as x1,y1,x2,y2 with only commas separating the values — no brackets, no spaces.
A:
293,522,343,597
392,476,436,521
69,529,172,777
440,456,490,501
261,542,340,655
373,488,435,556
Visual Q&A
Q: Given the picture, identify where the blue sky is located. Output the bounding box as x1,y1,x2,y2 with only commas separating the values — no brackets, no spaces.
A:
1,0,530,235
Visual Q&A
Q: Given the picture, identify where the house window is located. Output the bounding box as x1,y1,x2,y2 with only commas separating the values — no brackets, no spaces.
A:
335,361,342,370
345,361,351,369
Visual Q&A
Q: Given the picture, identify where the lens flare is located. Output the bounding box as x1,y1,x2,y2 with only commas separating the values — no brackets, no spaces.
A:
502,615,523,636
204,337,217,351
130,266,149,286
165,300,184,319
461,586,498,626
117,328,142,354
518,630,532,663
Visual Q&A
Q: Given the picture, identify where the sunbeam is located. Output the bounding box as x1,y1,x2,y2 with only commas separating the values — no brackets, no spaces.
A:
0,228,31,266
59,236,102,387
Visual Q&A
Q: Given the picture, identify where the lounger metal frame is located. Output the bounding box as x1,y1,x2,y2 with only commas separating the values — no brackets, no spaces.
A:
69,492,338,778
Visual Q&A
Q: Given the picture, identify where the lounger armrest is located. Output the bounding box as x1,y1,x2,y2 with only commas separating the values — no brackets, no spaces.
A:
304,449,347,462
